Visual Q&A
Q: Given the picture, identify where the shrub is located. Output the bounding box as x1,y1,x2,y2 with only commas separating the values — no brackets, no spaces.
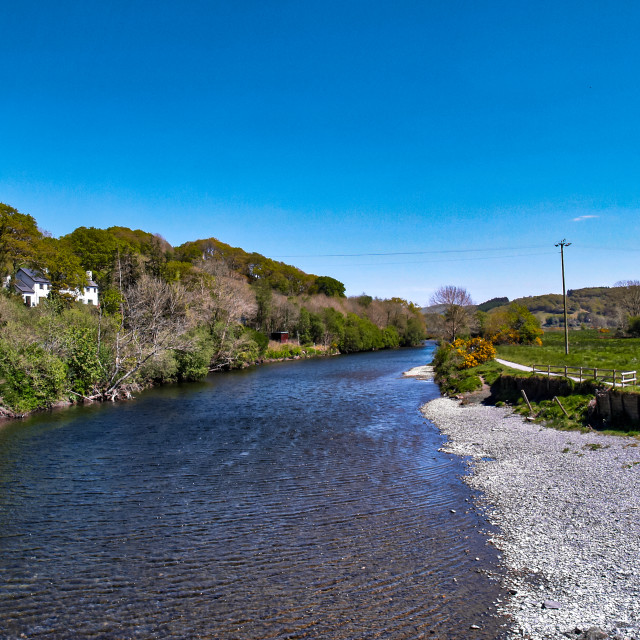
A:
455,374,483,393
0,340,67,413
64,328,104,395
452,337,496,368
486,302,543,345
628,316,640,337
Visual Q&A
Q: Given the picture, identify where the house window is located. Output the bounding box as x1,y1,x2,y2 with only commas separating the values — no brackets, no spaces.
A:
39,283,44,289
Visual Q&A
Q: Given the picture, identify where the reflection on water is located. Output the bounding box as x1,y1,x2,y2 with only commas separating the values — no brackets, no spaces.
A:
0,345,507,639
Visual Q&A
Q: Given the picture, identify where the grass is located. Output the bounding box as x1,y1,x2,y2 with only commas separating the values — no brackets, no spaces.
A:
511,392,595,431
495,329,640,373
432,335,640,434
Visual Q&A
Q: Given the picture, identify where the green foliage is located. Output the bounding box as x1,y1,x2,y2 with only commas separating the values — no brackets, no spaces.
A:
338,313,386,353
253,280,273,331
175,328,215,382
0,203,43,274
139,350,178,384
432,341,502,395
297,307,312,345
244,327,268,352
382,325,400,349
101,288,125,316
264,344,304,359
495,329,640,373
0,340,67,413
477,296,509,312
162,260,195,282
39,237,88,294
487,302,543,345
455,373,483,393
0,202,434,416
400,315,426,346
512,394,593,431
322,307,345,347
314,275,346,298
628,316,640,337
64,328,103,395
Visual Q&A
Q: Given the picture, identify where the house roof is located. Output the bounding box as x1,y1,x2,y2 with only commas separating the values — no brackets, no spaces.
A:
18,267,99,290
14,281,34,294
19,267,50,284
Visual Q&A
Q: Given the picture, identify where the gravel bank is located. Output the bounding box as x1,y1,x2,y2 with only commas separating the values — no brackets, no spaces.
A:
421,397,640,640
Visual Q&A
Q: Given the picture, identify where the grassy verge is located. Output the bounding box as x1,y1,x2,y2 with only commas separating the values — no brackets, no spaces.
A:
432,336,640,435
495,329,640,372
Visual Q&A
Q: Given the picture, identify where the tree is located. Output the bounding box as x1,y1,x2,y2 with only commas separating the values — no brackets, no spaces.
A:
486,302,543,345
614,280,640,318
38,237,88,300
100,275,192,399
314,276,346,298
0,203,43,274
430,285,473,341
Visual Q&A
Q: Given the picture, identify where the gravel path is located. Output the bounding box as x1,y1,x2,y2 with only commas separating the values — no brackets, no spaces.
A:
421,397,640,640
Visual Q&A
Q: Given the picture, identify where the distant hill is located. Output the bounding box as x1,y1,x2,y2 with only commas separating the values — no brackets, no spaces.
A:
477,296,509,312
421,296,508,315
504,287,621,329
423,288,625,329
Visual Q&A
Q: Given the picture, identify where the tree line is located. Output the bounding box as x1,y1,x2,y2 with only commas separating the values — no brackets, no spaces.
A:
0,203,426,417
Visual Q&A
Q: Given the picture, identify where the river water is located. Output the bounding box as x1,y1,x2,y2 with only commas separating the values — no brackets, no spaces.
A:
0,345,507,639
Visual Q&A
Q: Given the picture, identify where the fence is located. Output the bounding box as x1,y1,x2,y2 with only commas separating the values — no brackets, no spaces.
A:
531,364,637,388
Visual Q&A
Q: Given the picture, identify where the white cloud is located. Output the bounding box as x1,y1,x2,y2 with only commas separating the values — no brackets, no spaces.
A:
572,215,599,222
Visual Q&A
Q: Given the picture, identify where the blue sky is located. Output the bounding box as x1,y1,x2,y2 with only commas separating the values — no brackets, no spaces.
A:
2,0,640,305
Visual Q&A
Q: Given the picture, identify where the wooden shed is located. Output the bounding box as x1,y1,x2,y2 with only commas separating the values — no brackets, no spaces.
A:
270,331,289,343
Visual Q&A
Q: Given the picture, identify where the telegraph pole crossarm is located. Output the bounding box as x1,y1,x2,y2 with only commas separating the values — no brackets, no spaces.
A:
555,239,571,355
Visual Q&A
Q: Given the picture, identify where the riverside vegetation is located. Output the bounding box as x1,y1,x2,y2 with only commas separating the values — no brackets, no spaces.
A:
430,294,640,434
0,203,426,418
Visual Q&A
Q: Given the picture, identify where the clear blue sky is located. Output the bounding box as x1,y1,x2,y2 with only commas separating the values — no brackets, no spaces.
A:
2,1,640,305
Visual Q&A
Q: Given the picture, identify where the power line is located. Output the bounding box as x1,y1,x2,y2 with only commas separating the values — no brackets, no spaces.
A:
320,251,558,267
271,245,549,259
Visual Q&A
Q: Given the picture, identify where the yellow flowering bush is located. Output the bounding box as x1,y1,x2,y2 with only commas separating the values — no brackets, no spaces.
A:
452,337,496,369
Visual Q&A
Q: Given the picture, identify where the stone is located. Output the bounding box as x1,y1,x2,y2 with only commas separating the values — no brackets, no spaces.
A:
578,627,608,640
542,600,562,609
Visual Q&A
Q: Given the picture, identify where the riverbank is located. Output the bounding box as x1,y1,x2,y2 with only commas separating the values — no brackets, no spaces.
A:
0,348,338,423
421,397,640,640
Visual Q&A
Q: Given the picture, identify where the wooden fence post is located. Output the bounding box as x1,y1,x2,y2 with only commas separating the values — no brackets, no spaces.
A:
553,396,569,417
521,389,534,415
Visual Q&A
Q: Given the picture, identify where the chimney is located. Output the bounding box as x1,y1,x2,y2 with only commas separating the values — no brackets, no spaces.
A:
86,270,92,281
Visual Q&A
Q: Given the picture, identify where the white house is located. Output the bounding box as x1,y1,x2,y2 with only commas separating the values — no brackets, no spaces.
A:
12,268,99,307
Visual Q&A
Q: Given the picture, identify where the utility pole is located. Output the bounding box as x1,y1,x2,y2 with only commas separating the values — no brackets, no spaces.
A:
555,239,571,355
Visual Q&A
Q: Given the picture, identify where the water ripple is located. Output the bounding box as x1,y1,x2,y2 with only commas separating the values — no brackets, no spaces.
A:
0,346,507,639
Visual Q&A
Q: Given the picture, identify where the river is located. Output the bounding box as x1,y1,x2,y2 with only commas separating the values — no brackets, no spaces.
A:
0,344,507,639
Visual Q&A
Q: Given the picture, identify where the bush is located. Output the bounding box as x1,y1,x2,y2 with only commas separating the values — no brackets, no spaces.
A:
455,374,483,393
628,316,640,337
64,328,104,395
452,337,496,368
244,327,268,352
487,302,543,345
0,340,67,413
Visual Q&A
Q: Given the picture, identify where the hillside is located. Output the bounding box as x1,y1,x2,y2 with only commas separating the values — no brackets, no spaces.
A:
510,286,622,328
1,202,428,417
422,286,634,332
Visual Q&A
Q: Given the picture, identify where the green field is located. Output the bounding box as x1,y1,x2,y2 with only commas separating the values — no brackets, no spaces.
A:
495,330,640,372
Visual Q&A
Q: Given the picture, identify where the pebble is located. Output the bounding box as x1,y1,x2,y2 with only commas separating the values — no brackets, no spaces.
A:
421,397,640,640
